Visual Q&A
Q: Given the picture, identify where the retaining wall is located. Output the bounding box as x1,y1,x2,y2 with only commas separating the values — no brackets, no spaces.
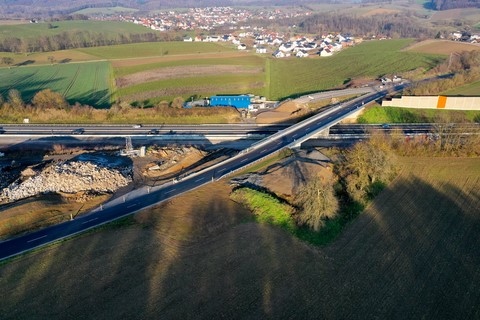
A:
382,96,480,110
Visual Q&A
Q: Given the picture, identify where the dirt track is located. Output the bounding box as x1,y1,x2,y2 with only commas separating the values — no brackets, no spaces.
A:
0,157,479,319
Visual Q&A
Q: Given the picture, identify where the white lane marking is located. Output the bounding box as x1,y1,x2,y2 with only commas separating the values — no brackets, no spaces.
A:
27,235,47,243
240,158,249,163
165,189,176,194
218,168,226,173
82,217,98,224
260,149,267,153
195,177,204,182
126,203,137,208
305,127,310,131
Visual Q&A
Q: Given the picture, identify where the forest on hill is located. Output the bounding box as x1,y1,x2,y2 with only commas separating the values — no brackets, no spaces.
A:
299,12,434,38
430,0,480,10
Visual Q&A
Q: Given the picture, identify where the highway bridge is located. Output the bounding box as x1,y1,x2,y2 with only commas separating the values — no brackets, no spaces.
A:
2,83,465,261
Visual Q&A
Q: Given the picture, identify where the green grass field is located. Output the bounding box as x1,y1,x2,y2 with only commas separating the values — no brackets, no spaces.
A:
0,20,150,41
0,61,112,107
442,80,480,96
358,106,480,123
78,41,234,60
0,39,445,108
269,39,444,100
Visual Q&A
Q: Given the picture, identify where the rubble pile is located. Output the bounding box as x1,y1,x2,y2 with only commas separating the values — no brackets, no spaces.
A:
0,160,132,203
147,146,206,171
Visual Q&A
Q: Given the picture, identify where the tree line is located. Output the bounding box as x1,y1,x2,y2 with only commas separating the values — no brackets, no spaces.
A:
429,0,480,10
298,12,435,39
405,50,480,95
0,31,183,53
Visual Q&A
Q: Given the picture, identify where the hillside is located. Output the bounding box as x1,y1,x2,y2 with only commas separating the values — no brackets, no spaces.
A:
0,156,479,319
0,0,319,18
430,0,480,10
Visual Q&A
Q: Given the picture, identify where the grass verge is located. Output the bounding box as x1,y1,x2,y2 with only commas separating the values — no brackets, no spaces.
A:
358,106,480,123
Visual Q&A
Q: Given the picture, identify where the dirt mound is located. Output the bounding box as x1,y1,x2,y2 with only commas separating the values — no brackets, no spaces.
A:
256,100,308,124
231,149,332,200
142,146,207,178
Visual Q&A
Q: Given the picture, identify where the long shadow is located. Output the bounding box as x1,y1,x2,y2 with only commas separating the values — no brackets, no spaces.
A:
0,167,479,319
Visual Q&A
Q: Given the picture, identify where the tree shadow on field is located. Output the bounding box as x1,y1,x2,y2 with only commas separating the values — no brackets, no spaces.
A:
0,172,479,319
324,175,480,319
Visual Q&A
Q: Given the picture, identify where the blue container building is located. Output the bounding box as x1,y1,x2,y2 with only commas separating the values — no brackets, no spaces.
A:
209,95,251,109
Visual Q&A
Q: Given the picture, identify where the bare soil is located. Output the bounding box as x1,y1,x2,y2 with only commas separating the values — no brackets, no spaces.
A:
111,51,251,68
1,157,479,319
116,65,263,88
255,100,307,124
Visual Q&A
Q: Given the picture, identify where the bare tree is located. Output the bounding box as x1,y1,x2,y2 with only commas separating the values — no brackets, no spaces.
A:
342,135,397,203
7,89,24,109
295,176,339,231
1,57,14,68
170,96,185,108
32,89,68,110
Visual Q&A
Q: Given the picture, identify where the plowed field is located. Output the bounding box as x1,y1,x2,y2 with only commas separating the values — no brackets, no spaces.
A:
0,157,479,319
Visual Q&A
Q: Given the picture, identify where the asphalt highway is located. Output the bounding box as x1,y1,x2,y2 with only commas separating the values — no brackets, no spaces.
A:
0,84,416,261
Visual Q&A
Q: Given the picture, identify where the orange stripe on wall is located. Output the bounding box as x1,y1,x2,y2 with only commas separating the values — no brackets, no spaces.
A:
437,96,447,109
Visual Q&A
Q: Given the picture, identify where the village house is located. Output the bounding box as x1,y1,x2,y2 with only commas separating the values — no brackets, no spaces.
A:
256,46,267,54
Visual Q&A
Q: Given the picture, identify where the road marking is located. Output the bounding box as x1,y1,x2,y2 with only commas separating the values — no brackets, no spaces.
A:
260,149,267,153
27,235,47,243
82,217,98,224
240,158,249,163
126,203,137,208
218,168,226,173
195,177,204,182
165,189,176,194
305,127,310,131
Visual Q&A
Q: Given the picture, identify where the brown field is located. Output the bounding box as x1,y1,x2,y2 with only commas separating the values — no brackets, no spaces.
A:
0,157,479,319
406,39,480,55
361,8,400,16
110,51,251,68
0,20,29,25
0,194,110,240
116,65,263,88
430,8,480,22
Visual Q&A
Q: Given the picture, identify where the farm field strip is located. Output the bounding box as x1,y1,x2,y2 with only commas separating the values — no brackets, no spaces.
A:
406,39,480,55
117,74,265,97
0,61,112,107
78,41,235,60
113,54,265,77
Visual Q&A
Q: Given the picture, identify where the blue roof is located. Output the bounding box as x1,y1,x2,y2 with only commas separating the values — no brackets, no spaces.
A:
210,95,251,109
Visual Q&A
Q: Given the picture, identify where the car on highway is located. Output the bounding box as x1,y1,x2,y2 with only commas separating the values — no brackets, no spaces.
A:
132,124,142,128
381,123,391,129
72,128,84,135
148,129,159,134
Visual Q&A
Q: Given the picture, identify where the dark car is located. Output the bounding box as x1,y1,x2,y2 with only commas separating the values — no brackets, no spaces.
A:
72,128,84,135
148,129,159,134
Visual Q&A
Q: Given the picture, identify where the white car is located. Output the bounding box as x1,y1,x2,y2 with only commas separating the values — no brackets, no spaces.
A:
132,124,142,128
